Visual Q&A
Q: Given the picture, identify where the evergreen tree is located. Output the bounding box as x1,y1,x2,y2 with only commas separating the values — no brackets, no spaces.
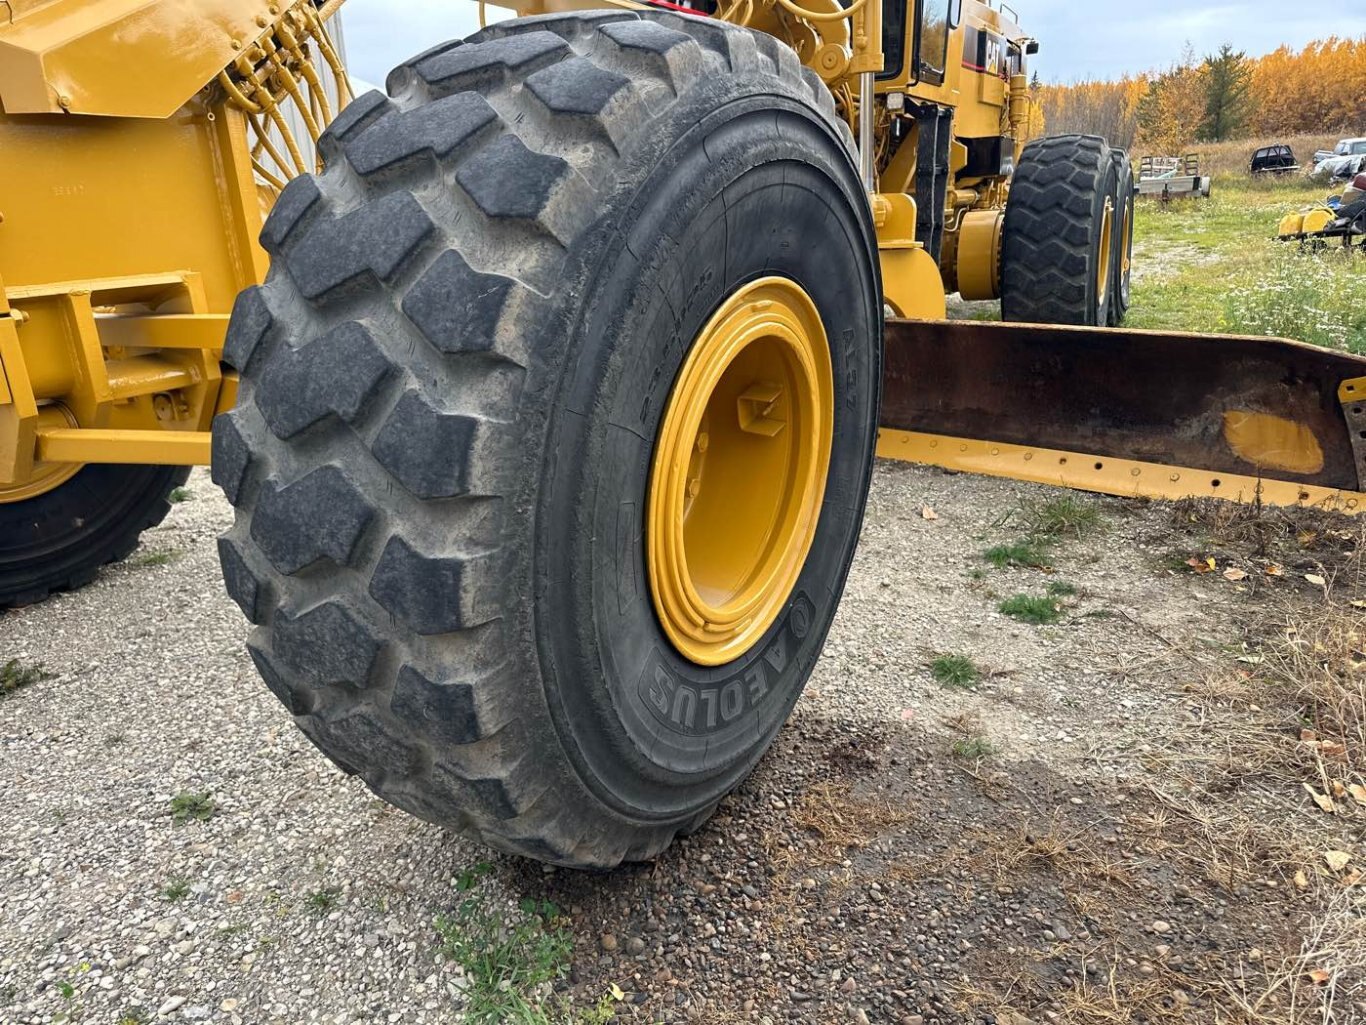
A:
1199,44,1252,141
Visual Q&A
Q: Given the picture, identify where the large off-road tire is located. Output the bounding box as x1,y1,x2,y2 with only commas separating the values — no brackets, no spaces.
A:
1107,150,1134,326
1001,134,1118,326
215,11,882,867
0,465,189,607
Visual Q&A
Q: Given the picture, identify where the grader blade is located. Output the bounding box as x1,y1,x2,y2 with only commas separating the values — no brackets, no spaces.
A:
878,319,1366,512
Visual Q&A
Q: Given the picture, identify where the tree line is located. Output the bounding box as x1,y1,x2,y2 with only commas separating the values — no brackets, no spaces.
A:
1029,36,1366,154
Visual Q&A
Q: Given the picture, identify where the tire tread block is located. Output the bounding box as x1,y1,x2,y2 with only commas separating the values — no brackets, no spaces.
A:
256,322,393,439
250,467,374,574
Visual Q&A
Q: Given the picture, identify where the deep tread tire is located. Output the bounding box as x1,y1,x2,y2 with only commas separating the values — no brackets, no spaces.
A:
217,12,881,868
0,465,189,606
1107,150,1134,326
1001,134,1118,326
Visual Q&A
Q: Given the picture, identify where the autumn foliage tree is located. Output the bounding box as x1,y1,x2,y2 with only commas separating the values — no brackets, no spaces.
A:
1034,35,1366,153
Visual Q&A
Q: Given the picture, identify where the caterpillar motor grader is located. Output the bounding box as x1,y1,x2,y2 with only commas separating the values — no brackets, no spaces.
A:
6,0,1366,867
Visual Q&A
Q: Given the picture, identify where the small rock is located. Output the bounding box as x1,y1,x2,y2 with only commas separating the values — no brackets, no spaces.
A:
599,933,618,952
1151,920,1172,934
158,995,187,1017
626,937,646,955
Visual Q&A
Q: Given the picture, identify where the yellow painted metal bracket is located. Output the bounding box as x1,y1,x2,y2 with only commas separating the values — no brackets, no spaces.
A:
876,428,1366,515
36,428,209,466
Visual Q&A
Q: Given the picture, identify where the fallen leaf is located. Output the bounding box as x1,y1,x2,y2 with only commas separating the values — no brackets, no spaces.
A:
1306,573,1327,587
1345,869,1363,886
1186,557,1216,574
1294,869,1309,890
1353,600,1366,609
921,506,938,521
1299,531,1319,547
1324,744,1349,762
1325,850,1352,872
1266,564,1285,577
1308,968,1332,986
1223,567,1248,581
1304,783,1336,813
1301,728,1320,742
1349,783,1366,806
609,983,626,1001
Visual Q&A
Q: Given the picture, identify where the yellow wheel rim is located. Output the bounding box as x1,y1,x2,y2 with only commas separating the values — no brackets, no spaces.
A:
1096,195,1114,312
647,277,833,667
0,405,81,504
1120,196,1133,284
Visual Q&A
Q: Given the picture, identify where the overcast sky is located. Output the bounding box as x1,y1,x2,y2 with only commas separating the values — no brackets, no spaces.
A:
337,1,1366,88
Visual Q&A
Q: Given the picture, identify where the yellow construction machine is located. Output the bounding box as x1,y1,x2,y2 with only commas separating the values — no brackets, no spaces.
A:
6,0,1366,867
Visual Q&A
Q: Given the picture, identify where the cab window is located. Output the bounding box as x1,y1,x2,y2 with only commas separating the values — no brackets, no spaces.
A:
918,0,954,84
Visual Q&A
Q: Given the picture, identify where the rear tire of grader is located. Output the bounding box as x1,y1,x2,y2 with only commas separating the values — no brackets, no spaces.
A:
1,465,190,607
215,12,882,868
1001,134,1119,326
1107,150,1134,327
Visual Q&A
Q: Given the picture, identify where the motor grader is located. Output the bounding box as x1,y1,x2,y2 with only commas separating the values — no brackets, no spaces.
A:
6,0,1366,868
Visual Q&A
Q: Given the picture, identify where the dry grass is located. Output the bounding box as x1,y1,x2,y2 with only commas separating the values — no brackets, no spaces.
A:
779,780,915,870
1177,132,1349,179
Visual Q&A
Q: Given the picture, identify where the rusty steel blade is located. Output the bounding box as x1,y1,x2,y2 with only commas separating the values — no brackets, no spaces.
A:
879,319,1366,510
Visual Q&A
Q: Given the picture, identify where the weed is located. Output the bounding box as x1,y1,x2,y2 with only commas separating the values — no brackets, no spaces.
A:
951,736,996,760
133,550,179,567
305,887,341,915
1046,580,1078,597
105,733,126,747
435,884,574,1025
161,878,190,902
983,540,1051,569
168,791,215,825
1,658,52,697
1010,495,1104,540
117,1009,151,1025
930,654,981,688
999,594,1062,625
167,487,192,504
456,862,494,892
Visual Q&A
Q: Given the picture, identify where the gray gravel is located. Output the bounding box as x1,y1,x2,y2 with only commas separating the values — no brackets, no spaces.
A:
0,463,1354,1023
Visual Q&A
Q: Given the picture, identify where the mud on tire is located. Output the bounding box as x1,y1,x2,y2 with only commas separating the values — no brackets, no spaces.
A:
215,12,881,867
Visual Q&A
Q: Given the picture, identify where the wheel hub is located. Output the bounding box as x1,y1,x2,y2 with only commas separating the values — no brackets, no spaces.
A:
647,277,833,667
0,405,80,504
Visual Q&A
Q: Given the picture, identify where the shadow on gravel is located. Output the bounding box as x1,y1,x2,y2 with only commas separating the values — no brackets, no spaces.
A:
465,709,1336,1025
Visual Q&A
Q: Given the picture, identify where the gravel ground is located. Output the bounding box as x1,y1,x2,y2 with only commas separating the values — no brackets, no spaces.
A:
2,464,1363,1024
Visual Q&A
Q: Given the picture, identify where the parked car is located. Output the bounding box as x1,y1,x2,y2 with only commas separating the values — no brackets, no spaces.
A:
1250,144,1299,175
1312,137,1366,179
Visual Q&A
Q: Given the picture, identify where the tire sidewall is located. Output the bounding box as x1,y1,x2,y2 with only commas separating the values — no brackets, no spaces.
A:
536,88,880,819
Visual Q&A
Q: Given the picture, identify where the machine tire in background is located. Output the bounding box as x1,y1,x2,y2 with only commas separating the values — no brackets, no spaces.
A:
0,465,189,606
1001,134,1118,326
1107,150,1134,326
215,12,882,868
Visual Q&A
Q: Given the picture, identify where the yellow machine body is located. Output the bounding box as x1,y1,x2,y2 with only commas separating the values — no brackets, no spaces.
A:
0,0,346,495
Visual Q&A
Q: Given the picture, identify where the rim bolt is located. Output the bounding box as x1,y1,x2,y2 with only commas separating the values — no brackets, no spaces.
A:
688,477,701,498
695,432,709,453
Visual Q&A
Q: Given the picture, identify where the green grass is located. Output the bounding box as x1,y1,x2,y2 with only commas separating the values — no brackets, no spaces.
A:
117,1009,151,1025
167,487,192,504
983,540,1051,569
1009,496,1104,541
951,736,996,760
436,887,574,1025
168,791,216,825
930,654,982,688
305,887,341,915
161,878,190,902
1129,177,1366,350
999,594,1063,625
0,658,52,698
1046,580,1078,597
133,549,179,567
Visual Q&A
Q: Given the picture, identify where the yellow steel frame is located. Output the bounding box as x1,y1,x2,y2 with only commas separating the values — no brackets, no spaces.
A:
0,0,344,493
